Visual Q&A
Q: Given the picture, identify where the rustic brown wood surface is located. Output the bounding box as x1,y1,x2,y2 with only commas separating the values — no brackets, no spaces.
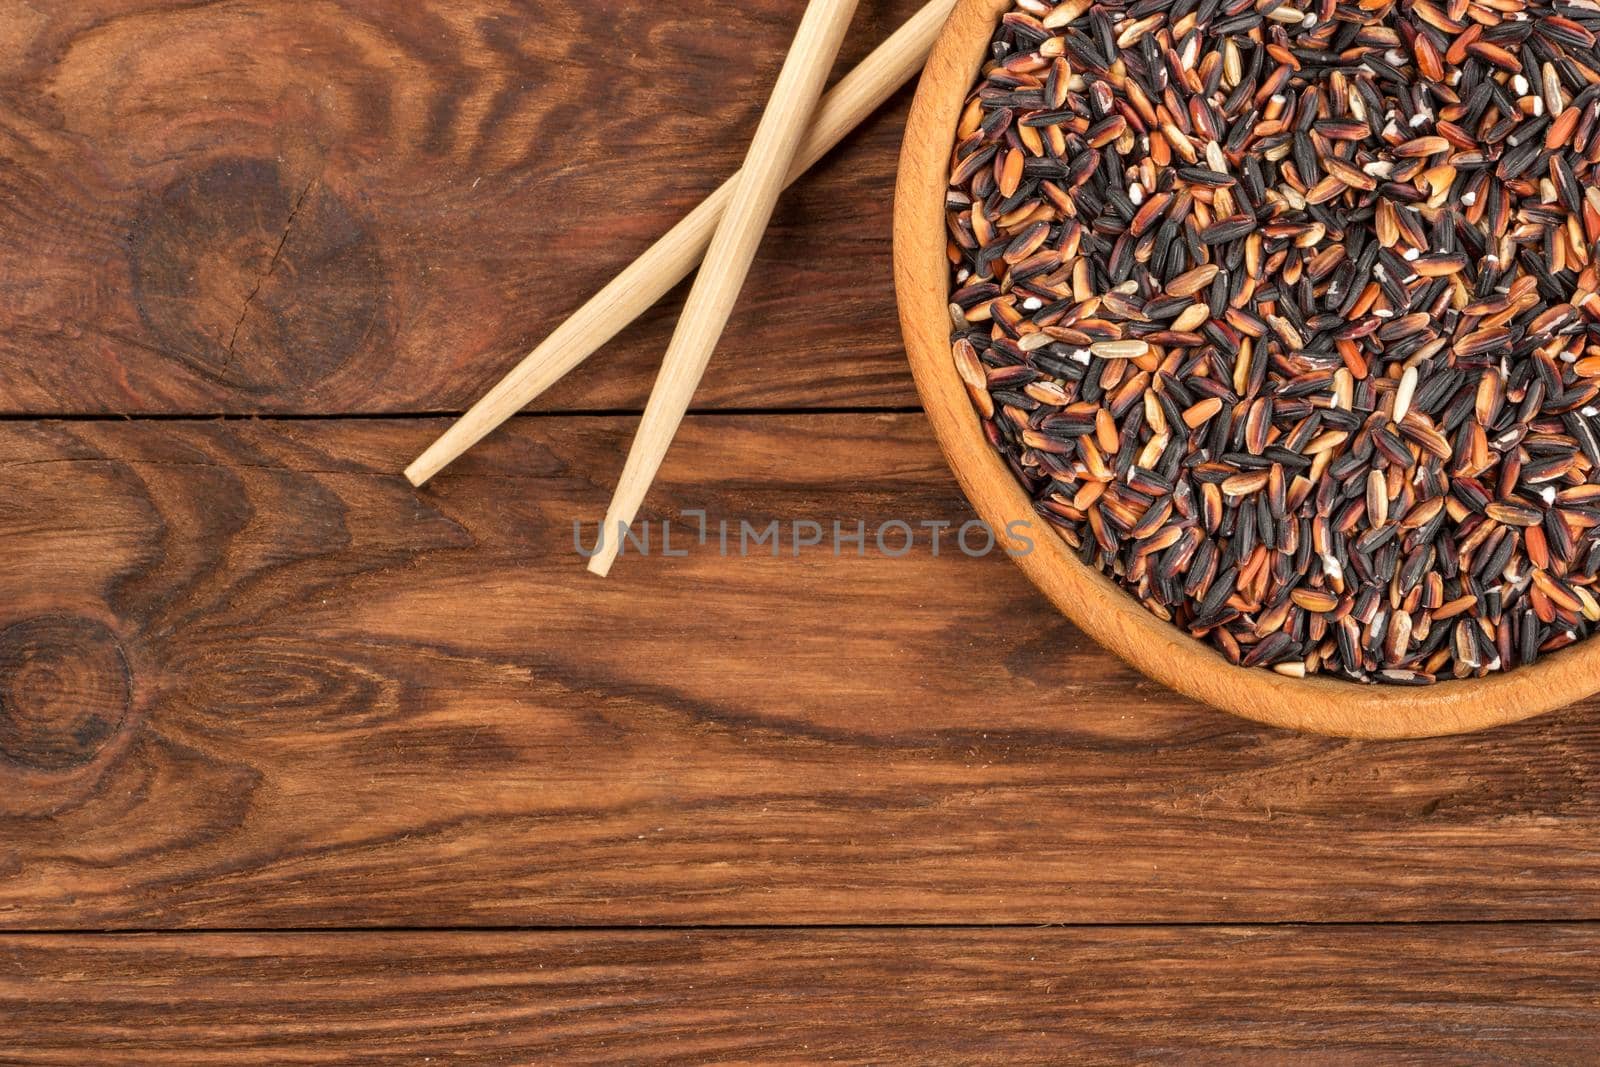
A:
4,415,1600,931
5,927,1600,1063
0,0,924,416
1,0,1596,1058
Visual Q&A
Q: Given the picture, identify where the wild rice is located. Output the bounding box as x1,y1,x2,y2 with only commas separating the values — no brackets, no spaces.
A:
948,0,1600,683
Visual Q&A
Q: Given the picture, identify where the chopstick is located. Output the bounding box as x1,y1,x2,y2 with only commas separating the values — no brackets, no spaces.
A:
587,0,861,576
404,0,956,488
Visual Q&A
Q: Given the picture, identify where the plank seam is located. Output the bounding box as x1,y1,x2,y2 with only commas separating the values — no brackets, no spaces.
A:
4,919,1599,936
0,405,927,423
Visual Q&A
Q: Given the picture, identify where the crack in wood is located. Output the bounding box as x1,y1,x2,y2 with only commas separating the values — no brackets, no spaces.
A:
220,177,318,376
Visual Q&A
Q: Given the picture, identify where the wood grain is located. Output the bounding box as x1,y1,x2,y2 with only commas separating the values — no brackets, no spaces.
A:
2,413,1600,929
2,926,1598,1063
2,0,1581,1048
0,0,922,416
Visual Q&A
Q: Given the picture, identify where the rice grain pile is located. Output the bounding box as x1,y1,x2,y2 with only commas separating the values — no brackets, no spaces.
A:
948,0,1600,681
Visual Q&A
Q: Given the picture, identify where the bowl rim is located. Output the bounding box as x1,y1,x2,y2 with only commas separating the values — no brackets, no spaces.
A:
892,0,1600,738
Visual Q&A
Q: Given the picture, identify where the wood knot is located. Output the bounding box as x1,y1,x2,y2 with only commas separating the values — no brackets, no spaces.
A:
0,616,132,772
129,158,389,397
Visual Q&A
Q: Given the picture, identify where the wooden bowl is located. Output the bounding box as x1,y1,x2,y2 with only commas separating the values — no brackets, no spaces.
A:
893,0,1600,738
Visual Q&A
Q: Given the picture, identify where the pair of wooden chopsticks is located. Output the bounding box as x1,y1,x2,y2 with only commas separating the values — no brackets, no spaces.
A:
406,0,956,574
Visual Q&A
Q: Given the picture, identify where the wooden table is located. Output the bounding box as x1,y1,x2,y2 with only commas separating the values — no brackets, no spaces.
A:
3,2,1599,1060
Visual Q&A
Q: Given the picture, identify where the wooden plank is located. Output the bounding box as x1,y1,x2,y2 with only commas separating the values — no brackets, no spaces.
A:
0,0,919,416
2,926,1598,1062
2,414,1600,928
